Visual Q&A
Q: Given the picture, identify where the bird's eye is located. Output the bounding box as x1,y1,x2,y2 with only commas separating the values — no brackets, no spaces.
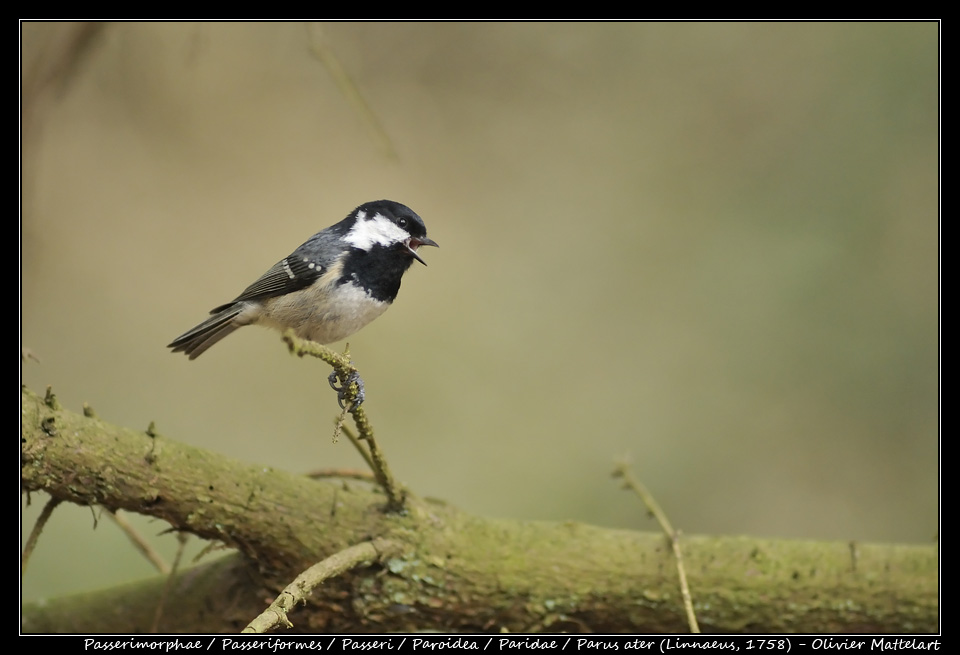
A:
396,217,408,228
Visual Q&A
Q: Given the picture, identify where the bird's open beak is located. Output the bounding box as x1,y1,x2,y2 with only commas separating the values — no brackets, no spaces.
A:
406,237,439,266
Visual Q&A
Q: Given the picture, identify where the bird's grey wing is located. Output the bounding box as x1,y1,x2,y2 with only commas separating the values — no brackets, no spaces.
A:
210,254,327,313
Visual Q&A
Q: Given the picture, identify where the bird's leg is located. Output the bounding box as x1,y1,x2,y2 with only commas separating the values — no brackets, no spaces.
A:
328,369,365,409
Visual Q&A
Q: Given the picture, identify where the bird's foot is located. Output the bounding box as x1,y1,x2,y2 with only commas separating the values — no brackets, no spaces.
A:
328,369,365,409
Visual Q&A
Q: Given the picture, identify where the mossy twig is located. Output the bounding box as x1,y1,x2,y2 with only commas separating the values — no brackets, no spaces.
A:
283,330,406,512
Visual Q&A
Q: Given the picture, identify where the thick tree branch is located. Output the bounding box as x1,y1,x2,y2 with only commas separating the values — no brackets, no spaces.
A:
20,386,937,633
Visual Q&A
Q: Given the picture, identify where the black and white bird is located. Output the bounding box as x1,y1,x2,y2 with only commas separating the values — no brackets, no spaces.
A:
168,200,437,366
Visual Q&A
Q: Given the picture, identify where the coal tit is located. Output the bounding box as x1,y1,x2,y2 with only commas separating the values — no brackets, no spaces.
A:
168,200,437,362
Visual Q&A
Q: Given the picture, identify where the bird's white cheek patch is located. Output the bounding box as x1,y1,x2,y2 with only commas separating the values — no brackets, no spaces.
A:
344,213,408,251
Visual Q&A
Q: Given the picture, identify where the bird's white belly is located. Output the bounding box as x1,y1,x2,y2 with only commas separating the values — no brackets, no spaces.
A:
255,281,389,345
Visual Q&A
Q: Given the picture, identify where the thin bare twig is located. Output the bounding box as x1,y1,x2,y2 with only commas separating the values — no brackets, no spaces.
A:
22,496,62,576
151,532,189,633
305,467,376,482
306,23,398,161
613,461,700,633
243,538,402,634
339,423,377,474
107,510,169,574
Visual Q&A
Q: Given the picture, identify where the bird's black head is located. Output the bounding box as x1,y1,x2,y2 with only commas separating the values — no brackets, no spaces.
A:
343,200,438,266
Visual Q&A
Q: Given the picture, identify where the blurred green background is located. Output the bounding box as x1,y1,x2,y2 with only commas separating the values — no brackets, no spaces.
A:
21,22,938,602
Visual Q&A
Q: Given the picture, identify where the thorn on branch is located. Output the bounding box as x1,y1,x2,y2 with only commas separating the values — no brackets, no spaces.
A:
40,416,57,436
44,386,60,410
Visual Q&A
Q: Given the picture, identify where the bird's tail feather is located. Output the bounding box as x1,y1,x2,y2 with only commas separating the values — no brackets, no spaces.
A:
168,305,243,360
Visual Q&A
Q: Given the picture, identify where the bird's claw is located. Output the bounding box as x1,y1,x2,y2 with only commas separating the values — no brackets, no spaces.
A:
328,369,365,409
